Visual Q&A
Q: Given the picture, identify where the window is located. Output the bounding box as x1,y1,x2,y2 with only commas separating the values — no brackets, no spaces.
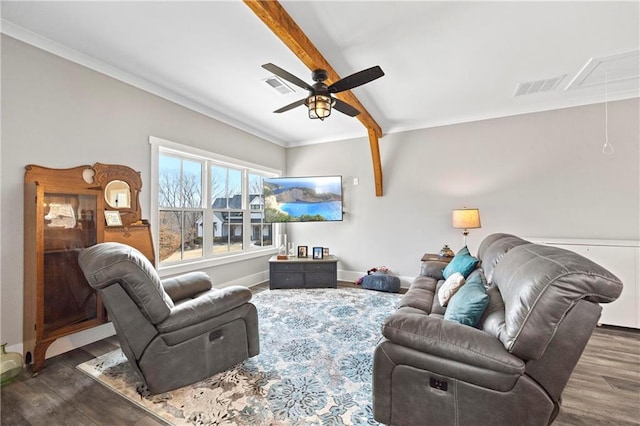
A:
211,165,243,254
158,155,204,262
151,137,279,268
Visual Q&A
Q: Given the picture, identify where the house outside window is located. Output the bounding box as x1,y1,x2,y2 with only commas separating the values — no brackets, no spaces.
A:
151,137,279,268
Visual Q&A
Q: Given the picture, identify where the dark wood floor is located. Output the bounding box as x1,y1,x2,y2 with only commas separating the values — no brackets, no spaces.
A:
2,283,639,425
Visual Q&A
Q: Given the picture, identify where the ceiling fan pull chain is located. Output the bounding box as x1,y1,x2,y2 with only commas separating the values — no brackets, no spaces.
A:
602,72,614,155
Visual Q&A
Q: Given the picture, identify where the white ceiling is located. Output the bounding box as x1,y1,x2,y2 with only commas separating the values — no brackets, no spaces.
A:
2,1,639,147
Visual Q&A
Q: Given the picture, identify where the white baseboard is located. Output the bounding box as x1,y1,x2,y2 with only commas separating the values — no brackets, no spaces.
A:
337,269,362,284
212,270,270,289
45,323,116,359
6,323,117,359
5,342,24,355
338,270,414,288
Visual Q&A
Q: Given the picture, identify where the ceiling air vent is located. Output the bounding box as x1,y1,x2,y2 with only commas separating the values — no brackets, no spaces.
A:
513,74,566,97
263,75,295,95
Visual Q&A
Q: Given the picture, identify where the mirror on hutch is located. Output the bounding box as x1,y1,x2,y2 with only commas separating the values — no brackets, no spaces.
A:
93,162,155,265
24,162,154,373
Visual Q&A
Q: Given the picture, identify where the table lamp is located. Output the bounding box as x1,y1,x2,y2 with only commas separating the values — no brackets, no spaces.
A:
452,208,481,246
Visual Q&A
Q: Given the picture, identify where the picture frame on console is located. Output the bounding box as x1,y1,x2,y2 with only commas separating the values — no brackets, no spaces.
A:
313,247,323,259
298,246,308,258
323,247,329,257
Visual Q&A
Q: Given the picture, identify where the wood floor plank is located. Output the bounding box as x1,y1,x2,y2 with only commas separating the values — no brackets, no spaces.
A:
554,325,640,426
0,385,31,426
35,359,166,425
4,378,98,426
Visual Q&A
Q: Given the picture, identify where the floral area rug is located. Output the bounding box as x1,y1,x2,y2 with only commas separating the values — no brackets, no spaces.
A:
77,287,401,425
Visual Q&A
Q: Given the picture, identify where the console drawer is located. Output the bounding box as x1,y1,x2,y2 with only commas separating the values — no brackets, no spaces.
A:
304,263,334,273
270,272,304,289
272,263,304,272
305,273,335,287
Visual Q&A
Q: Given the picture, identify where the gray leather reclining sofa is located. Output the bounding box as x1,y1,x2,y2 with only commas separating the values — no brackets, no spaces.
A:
373,233,623,426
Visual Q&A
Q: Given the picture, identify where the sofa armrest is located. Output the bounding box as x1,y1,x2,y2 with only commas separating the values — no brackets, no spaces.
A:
382,312,523,375
157,286,252,333
162,271,212,302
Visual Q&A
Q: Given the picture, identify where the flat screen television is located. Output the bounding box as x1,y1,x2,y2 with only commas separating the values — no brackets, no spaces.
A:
263,176,343,222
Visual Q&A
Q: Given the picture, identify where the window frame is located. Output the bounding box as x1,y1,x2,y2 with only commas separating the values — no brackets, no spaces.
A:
150,136,281,276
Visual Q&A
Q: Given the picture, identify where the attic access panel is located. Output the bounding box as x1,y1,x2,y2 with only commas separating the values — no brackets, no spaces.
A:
565,50,640,89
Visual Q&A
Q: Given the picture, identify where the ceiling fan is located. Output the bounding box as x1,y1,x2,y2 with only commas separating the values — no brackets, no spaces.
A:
262,63,384,121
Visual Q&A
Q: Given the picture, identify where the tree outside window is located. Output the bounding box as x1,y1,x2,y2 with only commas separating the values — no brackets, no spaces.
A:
157,150,275,265
158,155,203,262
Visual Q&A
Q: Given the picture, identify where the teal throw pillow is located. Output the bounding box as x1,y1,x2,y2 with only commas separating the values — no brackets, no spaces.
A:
444,271,489,327
442,246,479,279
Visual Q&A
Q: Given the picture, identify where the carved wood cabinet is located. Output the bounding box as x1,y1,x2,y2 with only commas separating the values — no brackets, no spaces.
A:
24,163,154,373
93,162,156,265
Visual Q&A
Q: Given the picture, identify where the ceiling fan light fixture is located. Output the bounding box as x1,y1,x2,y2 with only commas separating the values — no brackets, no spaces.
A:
306,94,334,121
262,63,383,120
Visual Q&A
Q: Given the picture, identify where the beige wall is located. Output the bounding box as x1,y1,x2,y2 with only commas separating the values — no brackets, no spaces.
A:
286,98,640,280
0,35,285,348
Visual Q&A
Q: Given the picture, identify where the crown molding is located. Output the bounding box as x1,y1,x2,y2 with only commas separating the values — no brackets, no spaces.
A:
1,20,289,148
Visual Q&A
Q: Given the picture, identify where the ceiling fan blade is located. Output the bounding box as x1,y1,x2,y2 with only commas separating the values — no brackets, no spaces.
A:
328,66,385,93
333,98,361,117
273,98,307,113
262,63,313,91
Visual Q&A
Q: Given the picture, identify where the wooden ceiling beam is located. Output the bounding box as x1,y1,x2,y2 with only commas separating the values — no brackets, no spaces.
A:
244,0,385,196
368,128,384,196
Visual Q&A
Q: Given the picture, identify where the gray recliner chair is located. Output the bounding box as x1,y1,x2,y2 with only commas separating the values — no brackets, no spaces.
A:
78,242,259,394
373,234,623,425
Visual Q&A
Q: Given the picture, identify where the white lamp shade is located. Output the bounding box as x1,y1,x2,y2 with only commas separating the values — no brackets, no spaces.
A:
452,208,481,229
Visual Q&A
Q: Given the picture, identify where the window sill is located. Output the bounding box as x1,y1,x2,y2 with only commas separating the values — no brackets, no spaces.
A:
158,247,278,278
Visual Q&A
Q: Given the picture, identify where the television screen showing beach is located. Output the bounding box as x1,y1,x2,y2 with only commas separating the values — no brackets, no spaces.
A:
264,176,343,222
